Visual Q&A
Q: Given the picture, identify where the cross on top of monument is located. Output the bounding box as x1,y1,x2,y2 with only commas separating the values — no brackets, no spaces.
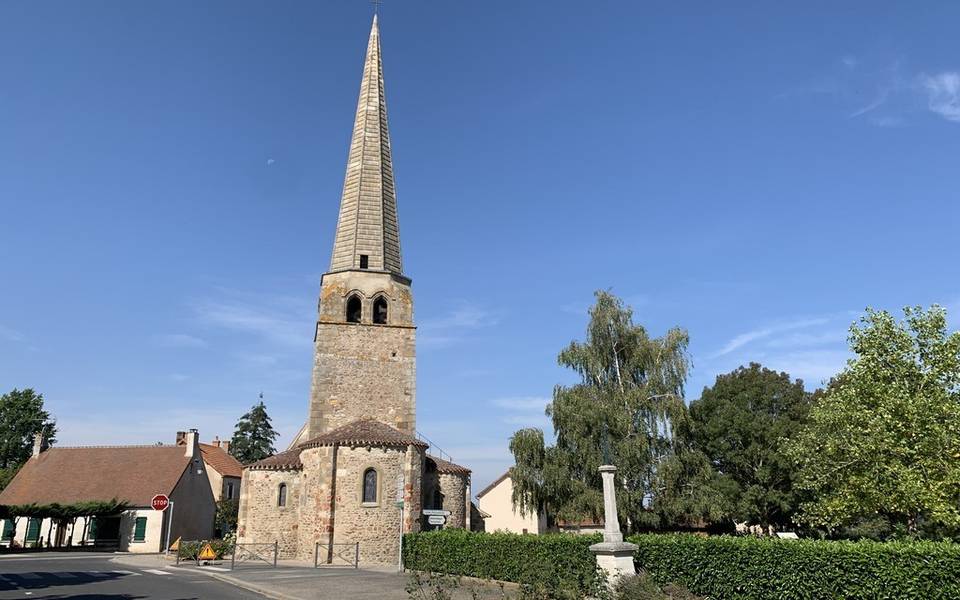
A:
370,0,383,15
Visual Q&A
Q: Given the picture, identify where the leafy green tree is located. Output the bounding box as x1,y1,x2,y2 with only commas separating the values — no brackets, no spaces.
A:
229,400,279,464
0,389,57,484
788,306,960,535
509,291,690,530
215,499,239,536
687,363,812,529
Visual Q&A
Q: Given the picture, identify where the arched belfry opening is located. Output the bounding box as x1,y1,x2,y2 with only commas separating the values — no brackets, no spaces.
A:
346,295,362,323
373,296,388,324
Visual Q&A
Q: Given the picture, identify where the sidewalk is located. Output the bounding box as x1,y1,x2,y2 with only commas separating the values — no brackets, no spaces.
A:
111,552,411,600
111,553,513,600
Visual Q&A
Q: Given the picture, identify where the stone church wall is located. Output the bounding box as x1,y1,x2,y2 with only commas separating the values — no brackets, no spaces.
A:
329,445,423,566
295,446,335,561
237,469,303,558
439,472,468,529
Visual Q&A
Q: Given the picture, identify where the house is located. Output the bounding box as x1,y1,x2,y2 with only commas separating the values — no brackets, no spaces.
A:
475,471,547,535
0,430,215,552
194,436,242,503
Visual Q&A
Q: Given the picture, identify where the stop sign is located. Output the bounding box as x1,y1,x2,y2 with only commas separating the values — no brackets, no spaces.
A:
151,494,170,511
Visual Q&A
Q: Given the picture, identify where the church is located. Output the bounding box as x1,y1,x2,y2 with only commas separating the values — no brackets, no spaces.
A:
236,16,472,566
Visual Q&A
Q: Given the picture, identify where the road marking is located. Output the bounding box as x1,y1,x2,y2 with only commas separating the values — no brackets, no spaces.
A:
109,570,140,576
143,569,172,576
200,566,230,572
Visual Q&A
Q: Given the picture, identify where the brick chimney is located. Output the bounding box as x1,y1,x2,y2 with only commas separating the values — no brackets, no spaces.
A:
220,439,230,454
175,431,187,446
32,432,45,458
183,429,199,458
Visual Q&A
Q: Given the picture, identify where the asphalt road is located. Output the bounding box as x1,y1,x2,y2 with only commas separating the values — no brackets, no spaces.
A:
0,552,265,600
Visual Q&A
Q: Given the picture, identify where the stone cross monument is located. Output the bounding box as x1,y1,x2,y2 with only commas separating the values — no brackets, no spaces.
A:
589,464,638,582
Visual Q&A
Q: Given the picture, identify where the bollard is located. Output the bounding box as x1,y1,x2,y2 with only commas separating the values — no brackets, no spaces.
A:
273,541,278,567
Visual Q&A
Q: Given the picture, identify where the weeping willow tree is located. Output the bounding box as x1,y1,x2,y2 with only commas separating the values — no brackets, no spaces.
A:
509,291,690,531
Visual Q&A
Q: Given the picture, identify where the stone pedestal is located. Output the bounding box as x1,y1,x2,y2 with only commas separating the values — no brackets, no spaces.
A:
589,465,637,583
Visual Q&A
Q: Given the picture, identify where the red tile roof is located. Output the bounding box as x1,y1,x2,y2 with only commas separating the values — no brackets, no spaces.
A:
0,446,191,507
298,418,427,450
427,455,471,475
247,419,428,471
199,444,243,478
247,448,304,471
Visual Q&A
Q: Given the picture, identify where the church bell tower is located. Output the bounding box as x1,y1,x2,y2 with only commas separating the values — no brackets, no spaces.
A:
305,15,416,440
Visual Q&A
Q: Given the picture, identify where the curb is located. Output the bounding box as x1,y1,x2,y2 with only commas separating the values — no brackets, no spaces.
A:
201,570,305,600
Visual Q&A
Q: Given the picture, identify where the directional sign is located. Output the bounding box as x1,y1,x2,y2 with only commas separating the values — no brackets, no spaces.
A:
151,494,170,511
427,515,446,526
422,509,450,517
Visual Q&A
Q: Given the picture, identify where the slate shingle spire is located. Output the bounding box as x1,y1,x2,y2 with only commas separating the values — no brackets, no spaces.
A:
329,15,403,275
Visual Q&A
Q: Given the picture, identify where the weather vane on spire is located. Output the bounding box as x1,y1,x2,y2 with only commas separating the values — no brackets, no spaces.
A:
370,0,382,15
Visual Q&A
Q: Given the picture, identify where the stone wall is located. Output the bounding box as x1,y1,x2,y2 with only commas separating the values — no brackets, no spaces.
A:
327,444,423,566
438,472,468,530
307,270,416,439
237,468,303,558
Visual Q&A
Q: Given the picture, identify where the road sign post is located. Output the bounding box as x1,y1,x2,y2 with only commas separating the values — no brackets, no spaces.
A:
152,494,173,556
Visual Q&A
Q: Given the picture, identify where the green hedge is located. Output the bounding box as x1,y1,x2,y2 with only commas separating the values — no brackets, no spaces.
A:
629,533,960,600
403,529,603,594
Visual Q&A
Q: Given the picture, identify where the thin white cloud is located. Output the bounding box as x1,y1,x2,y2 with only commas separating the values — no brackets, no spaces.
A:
492,396,551,411
0,325,25,342
266,158,276,165
712,317,830,358
153,333,207,348
920,72,960,122
842,55,859,69
418,303,499,347
192,290,312,348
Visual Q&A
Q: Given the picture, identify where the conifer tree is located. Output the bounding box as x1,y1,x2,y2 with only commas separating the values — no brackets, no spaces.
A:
230,397,279,464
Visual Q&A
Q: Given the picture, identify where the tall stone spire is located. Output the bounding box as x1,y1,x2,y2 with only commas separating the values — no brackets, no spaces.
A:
329,15,403,275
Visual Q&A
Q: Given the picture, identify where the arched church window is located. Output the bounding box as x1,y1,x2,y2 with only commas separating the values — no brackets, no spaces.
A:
346,295,362,323
373,296,388,324
362,468,378,504
278,483,287,507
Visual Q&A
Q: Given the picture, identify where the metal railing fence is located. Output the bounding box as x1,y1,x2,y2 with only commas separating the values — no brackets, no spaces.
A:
314,541,359,568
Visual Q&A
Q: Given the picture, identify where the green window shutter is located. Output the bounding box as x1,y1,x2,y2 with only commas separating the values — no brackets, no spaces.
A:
1,519,14,540
133,517,147,542
89,517,98,540
26,518,40,542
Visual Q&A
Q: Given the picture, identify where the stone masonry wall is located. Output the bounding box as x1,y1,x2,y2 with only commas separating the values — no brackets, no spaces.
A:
237,469,303,558
307,271,416,439
295,447,335,562
439,472,467,530
326,445,422,566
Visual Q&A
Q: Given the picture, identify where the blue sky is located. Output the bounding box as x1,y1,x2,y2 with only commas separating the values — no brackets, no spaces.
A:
2,1,959,490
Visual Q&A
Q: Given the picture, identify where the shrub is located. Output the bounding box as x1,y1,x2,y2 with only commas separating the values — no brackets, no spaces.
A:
629,533,960,600
403,529,605,598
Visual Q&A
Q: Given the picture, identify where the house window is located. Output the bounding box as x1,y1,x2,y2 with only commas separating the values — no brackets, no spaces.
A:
278,483,287,507
362,468,378,504
346,295,362,323
226,481,235,500
359,254,369,269
26,518,41,543
133,517,147,542
1,519,14,541
373,296,388,324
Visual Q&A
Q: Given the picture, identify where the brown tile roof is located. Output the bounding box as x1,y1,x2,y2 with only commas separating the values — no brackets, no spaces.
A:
0,446,191,507
247,448,304,471
427,455,471,475
200,444,243,478
298,418,427,450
